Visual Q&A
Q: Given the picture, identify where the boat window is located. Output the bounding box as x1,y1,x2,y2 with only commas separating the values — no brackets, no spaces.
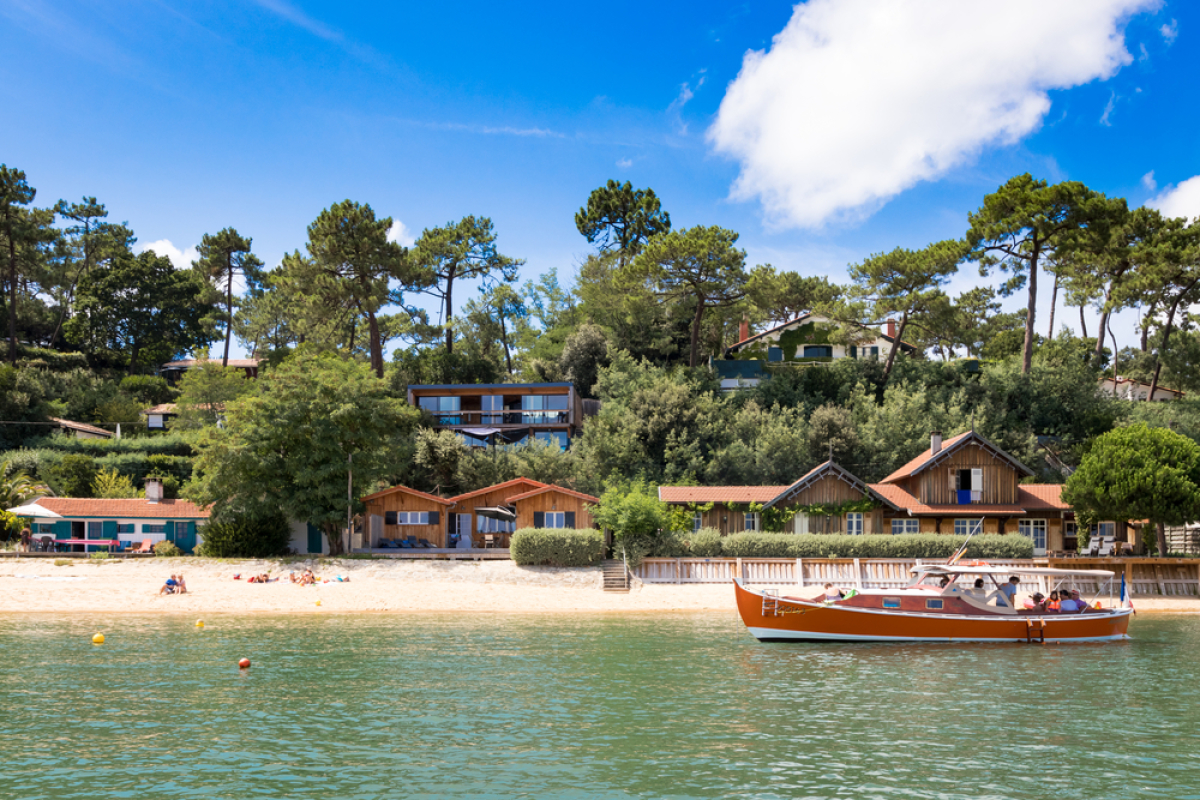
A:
926,599,944,610
883,598,901,608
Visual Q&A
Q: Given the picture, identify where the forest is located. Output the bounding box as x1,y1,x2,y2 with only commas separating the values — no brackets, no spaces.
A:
3,165,1200,544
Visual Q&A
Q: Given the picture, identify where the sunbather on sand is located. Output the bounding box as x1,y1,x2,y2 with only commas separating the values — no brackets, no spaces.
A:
176,574,187,594
159,575,179,595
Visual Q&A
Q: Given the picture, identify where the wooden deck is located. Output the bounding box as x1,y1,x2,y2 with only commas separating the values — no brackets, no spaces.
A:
0,551,156,559
358,548,512,560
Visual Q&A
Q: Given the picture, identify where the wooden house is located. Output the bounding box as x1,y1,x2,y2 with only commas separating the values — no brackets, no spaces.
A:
658,486,788,535
506,485,599,530
407,382,582,449
763,460,902,534
160,358,260,385
361,485,455,548
447,478,549,547
50,417,112,440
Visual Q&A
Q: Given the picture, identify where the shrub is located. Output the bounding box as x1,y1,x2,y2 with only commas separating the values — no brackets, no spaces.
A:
48,453,98,498
92,468,139,499
194,513,291,558
154,540,183,557
509,527,605,567
16,347,89,372
688,528,724,557
717,533,1033,560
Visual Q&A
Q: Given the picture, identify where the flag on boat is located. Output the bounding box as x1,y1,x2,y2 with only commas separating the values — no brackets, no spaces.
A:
1120,572,1135,612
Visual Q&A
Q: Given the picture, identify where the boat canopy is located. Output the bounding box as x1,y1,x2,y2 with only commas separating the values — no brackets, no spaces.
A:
913,564,1116,578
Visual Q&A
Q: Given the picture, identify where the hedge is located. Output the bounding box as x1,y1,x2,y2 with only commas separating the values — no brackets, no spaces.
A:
16,347,90,372
509,528,605,567
195,514,291,558
716,533,1034,560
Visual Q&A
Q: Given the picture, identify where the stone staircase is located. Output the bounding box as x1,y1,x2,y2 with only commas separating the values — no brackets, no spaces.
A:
601,559,629,592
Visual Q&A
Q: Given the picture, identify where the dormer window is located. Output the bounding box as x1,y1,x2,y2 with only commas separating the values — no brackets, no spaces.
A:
954,468,983,504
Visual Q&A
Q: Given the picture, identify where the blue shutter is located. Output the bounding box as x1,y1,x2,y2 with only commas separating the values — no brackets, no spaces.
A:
564,511,576,529
850,346,857,359
533,511,544,528
54,520,71,540
429,511,439,526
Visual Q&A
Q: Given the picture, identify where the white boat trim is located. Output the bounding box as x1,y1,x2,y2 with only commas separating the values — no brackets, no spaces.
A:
746,627,1132,643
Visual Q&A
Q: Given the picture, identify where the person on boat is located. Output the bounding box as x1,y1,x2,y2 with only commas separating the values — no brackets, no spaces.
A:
938,576,951,588
1024,592,1047,612
1047,590,1061,611
820,583,843,602
998,576,1020,607
1060,590,1086,613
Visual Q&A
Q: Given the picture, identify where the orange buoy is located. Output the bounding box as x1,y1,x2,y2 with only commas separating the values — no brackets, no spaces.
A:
238,658,251,669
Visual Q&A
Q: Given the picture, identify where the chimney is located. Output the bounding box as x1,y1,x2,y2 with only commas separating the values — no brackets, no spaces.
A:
739,315,750,343
145,477,164,504
886,318,896,339
930,431,942,455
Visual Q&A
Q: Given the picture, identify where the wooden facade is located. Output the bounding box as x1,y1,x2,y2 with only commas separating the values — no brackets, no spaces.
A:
508,487,599,530
893,444,1022,506
361,486,454,548
448,478,547,548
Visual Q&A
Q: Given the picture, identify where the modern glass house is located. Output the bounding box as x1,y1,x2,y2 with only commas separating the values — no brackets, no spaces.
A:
407,382,583,449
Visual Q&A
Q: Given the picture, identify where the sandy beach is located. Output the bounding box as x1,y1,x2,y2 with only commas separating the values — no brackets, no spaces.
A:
1,557,1197,614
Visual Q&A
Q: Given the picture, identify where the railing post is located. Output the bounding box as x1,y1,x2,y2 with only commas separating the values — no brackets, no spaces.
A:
736,557,743,581
854,558,863,590
796,558,803,586
675,558,680,585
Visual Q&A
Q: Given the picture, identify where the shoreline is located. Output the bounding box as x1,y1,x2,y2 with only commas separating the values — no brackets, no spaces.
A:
3,557,1198,615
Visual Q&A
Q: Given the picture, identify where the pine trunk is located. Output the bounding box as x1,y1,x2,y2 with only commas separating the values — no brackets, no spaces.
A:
223,262,233,367
1021,244,1039,374
689,297,706,368
444,271,455,354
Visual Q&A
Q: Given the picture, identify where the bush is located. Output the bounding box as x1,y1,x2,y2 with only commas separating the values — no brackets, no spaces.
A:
688,528,724,557
194,513,291,558
48,453,98,498
154,540,183,557
119,375,176,406
717,534,1034,560
16,347,89,372
509,527,605,567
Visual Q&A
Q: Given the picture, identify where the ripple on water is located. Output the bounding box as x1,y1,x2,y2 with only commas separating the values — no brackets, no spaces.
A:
0,613,1198,799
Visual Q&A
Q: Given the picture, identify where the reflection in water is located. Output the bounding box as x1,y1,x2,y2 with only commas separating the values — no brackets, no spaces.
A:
1,613,1198,799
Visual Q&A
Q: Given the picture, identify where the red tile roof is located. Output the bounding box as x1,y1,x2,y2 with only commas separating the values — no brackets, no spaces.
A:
1018,484,1069,510
143,403,178,415
360,485,454,505
34,498,210,519
449,478,548,503
881,431,974,483
506,485,600,504
659,486,789,504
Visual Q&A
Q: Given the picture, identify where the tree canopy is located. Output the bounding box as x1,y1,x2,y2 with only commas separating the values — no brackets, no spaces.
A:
575,180,671,267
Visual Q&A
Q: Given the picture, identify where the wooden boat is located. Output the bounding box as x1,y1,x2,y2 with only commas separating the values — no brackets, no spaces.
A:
734,564,1132,643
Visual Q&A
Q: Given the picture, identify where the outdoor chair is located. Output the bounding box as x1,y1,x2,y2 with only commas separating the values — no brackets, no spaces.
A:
135,539,154,554
399,539,414,549
418,539,435,548
1083,539,1100,557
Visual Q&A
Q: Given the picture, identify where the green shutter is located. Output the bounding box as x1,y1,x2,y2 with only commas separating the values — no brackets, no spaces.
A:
103,520,117,542
54,520,71,540
307,523,323,554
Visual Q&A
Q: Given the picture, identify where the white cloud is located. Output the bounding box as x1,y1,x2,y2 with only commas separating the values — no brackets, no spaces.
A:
1161,19,1178,44
140,239,199,269
616,158,633,169
1148,175,1200,221
1141,170,1156,191
708,0,1157,229
667,79,704,134
1100,91,1118,126
387,220,415,247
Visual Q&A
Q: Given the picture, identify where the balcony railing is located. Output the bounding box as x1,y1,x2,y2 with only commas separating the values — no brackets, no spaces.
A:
426,410,570,427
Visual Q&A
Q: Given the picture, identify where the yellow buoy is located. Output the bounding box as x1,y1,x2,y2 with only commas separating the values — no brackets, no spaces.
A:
315,600,322,607
195,620,204,628
92,633,105,645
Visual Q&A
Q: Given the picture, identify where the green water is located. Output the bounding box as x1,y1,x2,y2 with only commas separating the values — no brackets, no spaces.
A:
2,612,1199,799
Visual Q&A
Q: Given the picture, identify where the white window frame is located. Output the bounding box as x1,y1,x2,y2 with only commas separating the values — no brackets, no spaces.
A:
396,512,430,525
693,512,703,532
846,512,864,535
954,518,983,536
544,512,567,529
891,519,919,535
744,512,760,532
1018,518,1047,554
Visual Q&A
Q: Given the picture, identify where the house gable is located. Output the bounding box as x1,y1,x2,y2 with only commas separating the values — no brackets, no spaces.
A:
763,460,900,511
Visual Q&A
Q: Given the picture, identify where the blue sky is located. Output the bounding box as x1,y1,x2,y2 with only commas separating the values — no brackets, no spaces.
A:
2,0,1198,359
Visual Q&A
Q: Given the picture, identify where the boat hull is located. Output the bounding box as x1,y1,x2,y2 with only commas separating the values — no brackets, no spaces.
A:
734,580,1132,643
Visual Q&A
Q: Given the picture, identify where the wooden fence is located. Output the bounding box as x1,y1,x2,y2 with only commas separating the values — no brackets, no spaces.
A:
633,557,1200,597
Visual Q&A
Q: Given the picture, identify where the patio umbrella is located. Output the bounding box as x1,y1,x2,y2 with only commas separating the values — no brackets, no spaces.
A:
5,504,61,518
